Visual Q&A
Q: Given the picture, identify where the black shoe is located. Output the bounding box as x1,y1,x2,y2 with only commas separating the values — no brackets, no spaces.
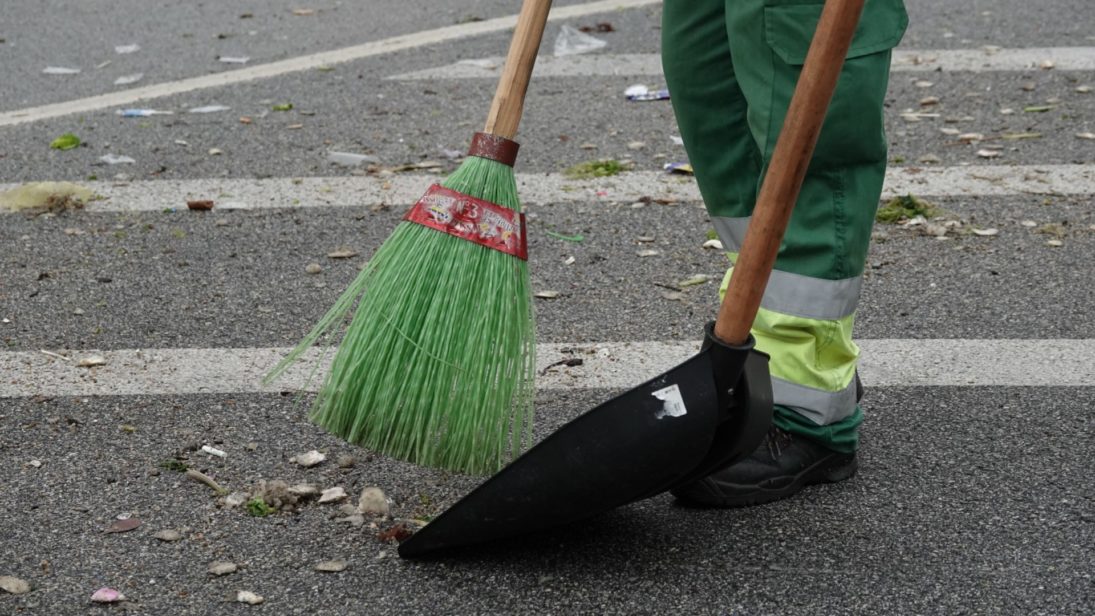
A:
671,426,858,508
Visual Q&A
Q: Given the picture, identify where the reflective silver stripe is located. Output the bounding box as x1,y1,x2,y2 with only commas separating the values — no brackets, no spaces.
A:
771,376,858,425
762,270,862,320
712,216,750,252
713,215,863,320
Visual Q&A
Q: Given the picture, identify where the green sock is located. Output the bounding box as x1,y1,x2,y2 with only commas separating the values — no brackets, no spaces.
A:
771,405,863,454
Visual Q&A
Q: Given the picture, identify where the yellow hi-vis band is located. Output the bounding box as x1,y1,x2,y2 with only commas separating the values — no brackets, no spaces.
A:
720,258,860,425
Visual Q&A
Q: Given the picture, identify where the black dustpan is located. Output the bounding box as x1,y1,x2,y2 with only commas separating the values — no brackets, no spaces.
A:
399,0,867,559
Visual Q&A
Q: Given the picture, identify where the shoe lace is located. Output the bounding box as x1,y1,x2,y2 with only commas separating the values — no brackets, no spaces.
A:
765,426,794,459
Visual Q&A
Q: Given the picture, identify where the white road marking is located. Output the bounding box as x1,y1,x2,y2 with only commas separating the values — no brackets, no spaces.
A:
0,0,661,128
1,165,1090,214
388,47,1095,80
1,340,1091,398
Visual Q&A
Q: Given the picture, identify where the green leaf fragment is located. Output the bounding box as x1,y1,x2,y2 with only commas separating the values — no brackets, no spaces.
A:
564,159,626,180
272,103,294,111
1023,105,1054,113
50,133,81,150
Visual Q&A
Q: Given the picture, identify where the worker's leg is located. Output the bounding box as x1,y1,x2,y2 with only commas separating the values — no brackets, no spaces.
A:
665,0,907,506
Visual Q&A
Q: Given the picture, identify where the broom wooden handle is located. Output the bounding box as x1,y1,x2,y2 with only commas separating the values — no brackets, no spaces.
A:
714,0,865,345
483,0,554,139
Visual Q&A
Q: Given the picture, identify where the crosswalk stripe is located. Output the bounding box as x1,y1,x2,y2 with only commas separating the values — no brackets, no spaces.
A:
0,0,662,128
388,47,1095,80
2,165,1091,214
1,339,1092,399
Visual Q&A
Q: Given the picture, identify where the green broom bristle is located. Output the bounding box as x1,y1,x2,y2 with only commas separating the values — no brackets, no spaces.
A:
266,155,536,475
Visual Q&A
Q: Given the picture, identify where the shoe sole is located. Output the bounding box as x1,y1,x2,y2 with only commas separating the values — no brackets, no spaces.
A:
673,455,858,509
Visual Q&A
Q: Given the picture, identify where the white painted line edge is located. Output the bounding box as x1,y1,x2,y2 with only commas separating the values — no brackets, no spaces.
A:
2,340,1092,399
2,165,1091,214
387,47,1095,80
0,0,661,128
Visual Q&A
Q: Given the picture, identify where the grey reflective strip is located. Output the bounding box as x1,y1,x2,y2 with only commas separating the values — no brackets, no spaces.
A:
712,216,750,252
763,270,862,320
712,215,863,320
771,376,858,425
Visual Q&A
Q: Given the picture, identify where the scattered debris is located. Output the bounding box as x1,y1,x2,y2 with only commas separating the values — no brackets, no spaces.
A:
186,468,228,495
105,517,141,533
305,263,323,274
116,108,173,117
877,194,938,223
328,151,380,167
579,22,615,33
152,529,183,542
160,459,188,473
637,249,660,257
0,182,95,214
113,73,143,86
237,590,264,605
534,290,560,299
624,84,670,101
208,561,238,577
223,491,249,507
1077,132,1095,140
99,154,135,165
187,200,215,211
208,148,224,156
0,576,31,595
663,162,694,174
272,103,293,112
292,8,316,16
554,24,606,57
971,228,999,236
377,523,415,543
288,484,320,498
678,274,710,288
1035,223,1067,239
357,487,390,517
50,133,81,151
337,455,355,468
115,44,140,54
976,149,1001,159
319,487,347,504
188,105,231,113
77,355,108,368
541,357,584,375
90,587,125,603
327,248,358,259
43,66,80,75
1047,239,1064,247
564,159,626,179
292,450,326,467
1001,132,1042,141
1076,85,1092,94
219,56,250,64
250,480,302,512
703,239,724,250
315,560,348,573
246,498,274,517
1023,105,1054,113
201,445,227,458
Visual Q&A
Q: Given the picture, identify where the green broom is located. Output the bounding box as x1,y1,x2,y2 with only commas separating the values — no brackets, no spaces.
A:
266,0,553,475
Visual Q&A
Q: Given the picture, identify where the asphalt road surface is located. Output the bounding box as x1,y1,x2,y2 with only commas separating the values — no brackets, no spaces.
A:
1,0,1092,614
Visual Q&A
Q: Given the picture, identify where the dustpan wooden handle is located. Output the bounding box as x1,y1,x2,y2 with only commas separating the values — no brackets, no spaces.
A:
714,0,865,345
483,0,554,139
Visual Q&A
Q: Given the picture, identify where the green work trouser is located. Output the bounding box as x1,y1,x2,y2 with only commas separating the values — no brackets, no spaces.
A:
662,0,908,452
